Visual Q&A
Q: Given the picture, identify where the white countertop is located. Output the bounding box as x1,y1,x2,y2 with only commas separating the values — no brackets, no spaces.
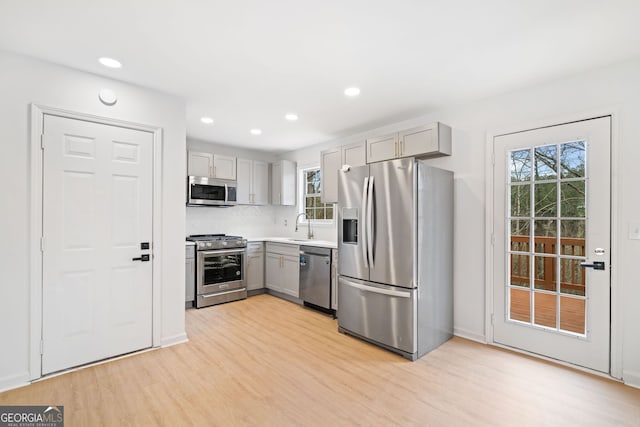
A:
246,237,337,249
185,237,337,249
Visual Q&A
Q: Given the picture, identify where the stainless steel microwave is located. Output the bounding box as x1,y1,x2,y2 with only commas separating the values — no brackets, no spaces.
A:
187,176,237,206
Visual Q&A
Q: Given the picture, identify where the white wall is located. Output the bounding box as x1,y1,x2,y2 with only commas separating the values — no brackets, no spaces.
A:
0,51,187,391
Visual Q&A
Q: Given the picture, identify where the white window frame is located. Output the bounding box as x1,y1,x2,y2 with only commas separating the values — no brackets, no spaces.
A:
297,165,335,226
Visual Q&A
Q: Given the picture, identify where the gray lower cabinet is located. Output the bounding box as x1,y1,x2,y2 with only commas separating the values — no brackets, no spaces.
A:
246,242,264,291
265,242,300,298
185,244,195,306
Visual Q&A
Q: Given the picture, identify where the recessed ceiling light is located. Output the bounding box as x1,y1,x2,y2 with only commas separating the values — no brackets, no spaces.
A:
344,87,361,97
200,117,214,124
98,57,122,69
250,129,262,135
285,113,299,121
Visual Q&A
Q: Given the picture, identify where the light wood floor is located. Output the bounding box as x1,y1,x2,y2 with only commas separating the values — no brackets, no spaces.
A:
2,294,639,426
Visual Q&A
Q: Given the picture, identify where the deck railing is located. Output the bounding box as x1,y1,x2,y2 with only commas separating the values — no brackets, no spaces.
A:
510,235,585,295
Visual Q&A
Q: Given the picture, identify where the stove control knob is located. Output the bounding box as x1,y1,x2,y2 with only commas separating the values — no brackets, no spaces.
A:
206,242,212,248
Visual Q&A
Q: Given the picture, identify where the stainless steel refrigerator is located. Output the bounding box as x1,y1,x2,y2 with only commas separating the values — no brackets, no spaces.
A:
337,157,453,360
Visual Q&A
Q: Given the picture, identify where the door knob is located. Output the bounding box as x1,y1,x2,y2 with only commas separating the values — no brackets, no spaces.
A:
132,254,150,262
579,261,605,270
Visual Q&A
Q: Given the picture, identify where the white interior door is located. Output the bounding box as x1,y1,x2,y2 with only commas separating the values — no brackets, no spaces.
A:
42,114,153,375
492,116,611,373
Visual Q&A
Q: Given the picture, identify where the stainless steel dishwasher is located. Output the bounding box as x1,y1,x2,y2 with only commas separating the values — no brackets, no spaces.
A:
299,245,332,313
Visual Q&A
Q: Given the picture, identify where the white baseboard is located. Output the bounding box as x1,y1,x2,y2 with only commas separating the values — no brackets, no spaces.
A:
623,370,640,389
453,327,486,344
160,332,189,348
0,371,30,393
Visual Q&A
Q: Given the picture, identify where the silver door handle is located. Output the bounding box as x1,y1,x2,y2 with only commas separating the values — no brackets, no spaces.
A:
361,176,369,268
343,280,410,298
202,288,246,298
367,175,374,267
580,261,605,270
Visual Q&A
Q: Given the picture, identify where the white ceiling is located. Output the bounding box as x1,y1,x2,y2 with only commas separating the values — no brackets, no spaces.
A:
2,1,640,152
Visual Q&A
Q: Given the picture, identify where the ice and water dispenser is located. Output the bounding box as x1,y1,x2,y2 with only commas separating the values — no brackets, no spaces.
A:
342,207,358,244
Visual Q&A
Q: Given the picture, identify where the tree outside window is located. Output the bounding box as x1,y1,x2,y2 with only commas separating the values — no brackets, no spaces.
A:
301,167,334,221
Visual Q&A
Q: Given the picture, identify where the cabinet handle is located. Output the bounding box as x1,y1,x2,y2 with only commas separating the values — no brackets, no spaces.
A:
399,140,403,157
394,141,398,158
214,166,217,177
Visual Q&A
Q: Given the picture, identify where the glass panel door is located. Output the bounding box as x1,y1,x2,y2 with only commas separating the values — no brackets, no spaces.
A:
492,117,610,373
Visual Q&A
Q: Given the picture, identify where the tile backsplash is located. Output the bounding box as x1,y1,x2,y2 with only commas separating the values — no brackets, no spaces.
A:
186,205,337,242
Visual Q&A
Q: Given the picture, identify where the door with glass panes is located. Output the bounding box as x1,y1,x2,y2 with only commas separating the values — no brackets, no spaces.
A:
492,116,610,373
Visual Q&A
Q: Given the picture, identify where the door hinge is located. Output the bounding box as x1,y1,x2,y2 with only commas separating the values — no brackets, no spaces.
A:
40,134,45,150
40,236,45,252
491,313,495,325
490,233,495,246
40,340,44,355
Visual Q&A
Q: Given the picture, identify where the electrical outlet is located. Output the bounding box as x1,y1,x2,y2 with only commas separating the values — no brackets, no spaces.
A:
283,219,288,227
628,222,640,240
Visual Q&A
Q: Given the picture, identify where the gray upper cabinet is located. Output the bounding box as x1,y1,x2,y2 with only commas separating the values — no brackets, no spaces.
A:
271,160,296,205
320,141,366,204
320,123,451,204
187,151,214,177
399,123,451,158
187,150,237,180
366,134,398,163
365,122,452,163
342,141,366,168
252,161,269,205
237,158,269,205
320,148,341,204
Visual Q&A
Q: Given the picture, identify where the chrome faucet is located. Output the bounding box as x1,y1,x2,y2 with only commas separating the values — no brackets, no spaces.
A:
295,212,314,239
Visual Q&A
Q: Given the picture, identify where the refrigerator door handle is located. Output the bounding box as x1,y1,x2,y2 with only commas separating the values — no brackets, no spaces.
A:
361,176,369,268
367,175,375,266
342,279,411,298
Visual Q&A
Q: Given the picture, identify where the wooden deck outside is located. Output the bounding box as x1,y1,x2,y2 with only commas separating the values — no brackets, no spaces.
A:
509,235,586,334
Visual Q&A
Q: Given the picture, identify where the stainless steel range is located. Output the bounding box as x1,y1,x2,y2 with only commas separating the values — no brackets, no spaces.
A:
187,234,247,308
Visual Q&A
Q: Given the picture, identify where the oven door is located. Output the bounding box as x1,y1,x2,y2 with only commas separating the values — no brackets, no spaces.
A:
197,248,245,295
